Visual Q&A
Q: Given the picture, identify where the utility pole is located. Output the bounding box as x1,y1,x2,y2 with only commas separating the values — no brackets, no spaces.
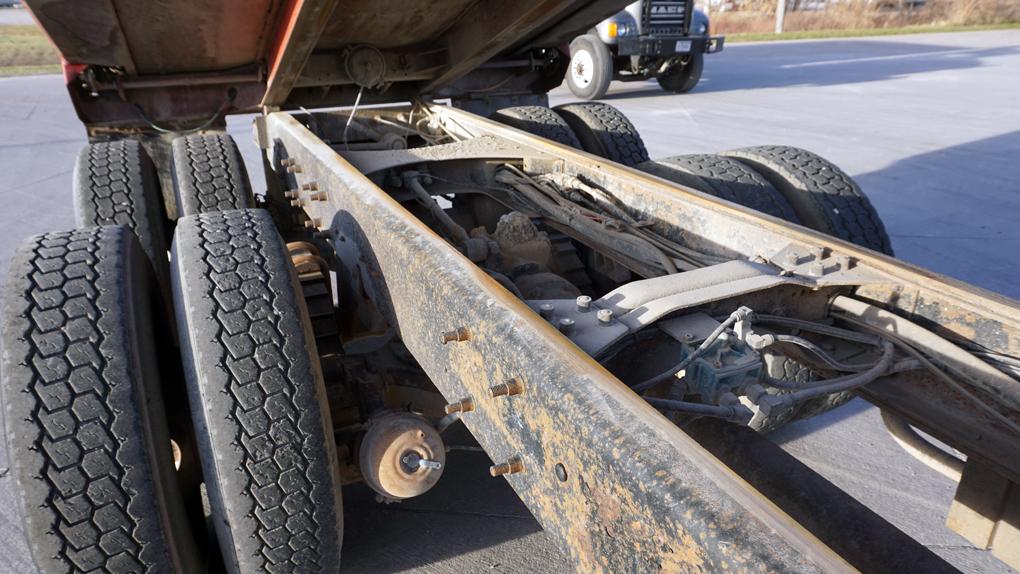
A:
775,0,786,34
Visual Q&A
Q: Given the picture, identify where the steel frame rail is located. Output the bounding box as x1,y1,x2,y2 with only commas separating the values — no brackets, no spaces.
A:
260,106,1019,571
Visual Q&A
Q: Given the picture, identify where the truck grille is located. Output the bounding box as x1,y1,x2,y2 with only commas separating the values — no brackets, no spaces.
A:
644,0,688,37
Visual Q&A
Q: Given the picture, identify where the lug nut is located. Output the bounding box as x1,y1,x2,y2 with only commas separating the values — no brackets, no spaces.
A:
304,218,320,229
812,246,827,260
301,182,318,191
284,189,300,199
785,251,800,266
286,164,303,173
309,191,327,201
489,377,524,398
441,327,470,344
281,158,296,167
490,457,525,477
597,309,614,325
290,199,304,207
444,398,474,414
837,255,854,271
557,317,575,334
576,295,592,312
811,261,825,276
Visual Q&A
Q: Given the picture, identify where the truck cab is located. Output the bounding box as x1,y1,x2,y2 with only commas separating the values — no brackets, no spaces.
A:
566,0,724,99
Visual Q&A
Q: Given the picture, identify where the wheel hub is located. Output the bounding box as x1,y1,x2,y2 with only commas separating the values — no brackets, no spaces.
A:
570,49,594,88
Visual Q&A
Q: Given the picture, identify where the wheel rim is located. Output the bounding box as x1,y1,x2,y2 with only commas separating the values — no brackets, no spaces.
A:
570,49,594,89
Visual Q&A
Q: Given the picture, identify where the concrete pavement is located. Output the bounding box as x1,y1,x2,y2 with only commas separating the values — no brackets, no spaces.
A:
0,29,1018,573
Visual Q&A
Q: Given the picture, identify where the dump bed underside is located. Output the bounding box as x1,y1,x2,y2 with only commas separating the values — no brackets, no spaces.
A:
26,0,630,128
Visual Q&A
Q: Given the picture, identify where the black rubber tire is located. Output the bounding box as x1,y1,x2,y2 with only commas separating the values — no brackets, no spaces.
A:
724,145,894,425
172,209,342,573
565,34,612,100
1,226,198,573
73,140,170,290
490,106,582,149
553,102,650,166
637,154,800,221
723,145,893,255
657,52,704,94
171,133,254,217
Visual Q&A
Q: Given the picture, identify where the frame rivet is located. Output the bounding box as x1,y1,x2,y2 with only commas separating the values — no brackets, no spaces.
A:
444,398,474,414
490,457,524,477
489,377,524,398
441,327,470,344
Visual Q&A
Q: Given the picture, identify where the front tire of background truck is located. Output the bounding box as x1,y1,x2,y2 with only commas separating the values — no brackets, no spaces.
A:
172,208,343,573
657,51,704,94
565,34,612,100
723,145,895,424
553,102,650,166
1,226,200,574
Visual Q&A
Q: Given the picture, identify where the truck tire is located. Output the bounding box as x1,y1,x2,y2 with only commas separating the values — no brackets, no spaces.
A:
490,106,582,149
171,133,254,217
73,140,170,290
657,52,704,94
723,145,893,255
637,154,800,221
565,34,612,100
172,209,342,573
723,145,894,424
553,102,650,166
2,226,198,574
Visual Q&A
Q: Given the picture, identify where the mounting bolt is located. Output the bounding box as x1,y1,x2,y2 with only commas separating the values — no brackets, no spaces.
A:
444,398,474,414
539,303,555,319
489,377,524,398
304,218,320,229
286,164,303,173
557,317,575,334
575,295,592,312
301,182,318,191
597,309,614,325
490,457,525,477
837,255,854,271
441,327,470,344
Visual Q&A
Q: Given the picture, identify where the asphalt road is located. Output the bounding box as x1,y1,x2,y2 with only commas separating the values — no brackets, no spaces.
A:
1,29,1018,573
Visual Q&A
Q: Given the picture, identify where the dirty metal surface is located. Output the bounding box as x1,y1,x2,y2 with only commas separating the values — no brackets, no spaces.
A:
265,112,852,573
430,103,1020,468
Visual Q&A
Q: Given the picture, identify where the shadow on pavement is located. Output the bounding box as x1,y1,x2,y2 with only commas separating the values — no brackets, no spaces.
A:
855,130,1020,299
599,40,1019,99
340,424,555,573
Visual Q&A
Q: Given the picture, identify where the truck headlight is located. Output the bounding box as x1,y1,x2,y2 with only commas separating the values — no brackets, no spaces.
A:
608,21,637,38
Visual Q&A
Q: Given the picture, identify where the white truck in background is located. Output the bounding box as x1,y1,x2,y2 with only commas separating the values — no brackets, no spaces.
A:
566,0,724,99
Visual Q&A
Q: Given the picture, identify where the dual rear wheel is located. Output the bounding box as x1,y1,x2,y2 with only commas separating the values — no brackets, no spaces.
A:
6,132,343,573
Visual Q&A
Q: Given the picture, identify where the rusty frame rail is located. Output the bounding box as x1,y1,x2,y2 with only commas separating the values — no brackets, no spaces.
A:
256,103,1020,571
265,112,856,572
